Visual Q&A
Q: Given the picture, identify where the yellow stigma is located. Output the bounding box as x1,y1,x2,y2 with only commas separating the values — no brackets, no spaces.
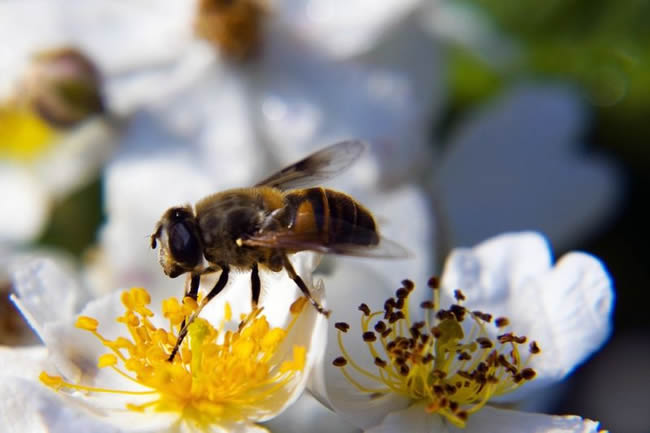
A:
40,287,308,429
0,105,58,162
333,278,541,428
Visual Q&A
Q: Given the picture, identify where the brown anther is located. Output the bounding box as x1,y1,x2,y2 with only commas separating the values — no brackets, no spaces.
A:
401,279,415,291
420,334,430,345
495,317,510,328
529,341,541,354
433,385,445,396
449,400,459,411
454,290,466,301
420,300,434,309
394,357,406,366
450,304,466,321
432,369,447,379
457,410,468,421
473,311,492,322
374,320,387,333
384,298,396,310
362,331,377,342
409,327,421,339
423,353,434,364
431,326,442,338
381,329,392,339
389,311,405,324
427,276,440,289
445,384,457,395
498,333,514,344
358,303,371,316
521,368,536,380
332,357,347,367
514,335,527,344
476,362,488,373
399,364,410,376
396,288,408,299
476,337,493,349
386,341,397,352
394,298,405,310
334,322,350,333
458,351,471,361
374,357,387,368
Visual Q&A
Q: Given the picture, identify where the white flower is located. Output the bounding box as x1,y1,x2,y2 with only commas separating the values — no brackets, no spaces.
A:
310,232,613,432
4,252,327,433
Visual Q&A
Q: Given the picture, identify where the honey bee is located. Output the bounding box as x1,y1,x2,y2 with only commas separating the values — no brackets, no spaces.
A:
151,140,407,360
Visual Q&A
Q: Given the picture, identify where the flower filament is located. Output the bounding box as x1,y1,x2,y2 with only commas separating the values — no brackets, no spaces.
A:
40,287,309,429
333,278,540,428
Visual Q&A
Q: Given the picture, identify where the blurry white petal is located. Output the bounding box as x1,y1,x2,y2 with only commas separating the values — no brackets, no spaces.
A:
435,85,622,250
273,0,420,58
423,0,519,67
0,163,49,243
368,404,601,433
258,26,437,188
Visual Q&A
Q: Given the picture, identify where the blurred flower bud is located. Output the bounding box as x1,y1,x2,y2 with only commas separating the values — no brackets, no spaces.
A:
194,0,266,61
19,47,105,129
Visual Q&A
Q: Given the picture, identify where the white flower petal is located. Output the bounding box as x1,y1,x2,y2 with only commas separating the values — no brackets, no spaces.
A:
0,377,121,433
435,85,622,250
10,258,84,329
265,392,360,433
0,345,49,379
364,402,446,433
367,404,601,433
272,0,421,58
440,232,614,395
461,406,601,433
0,163,50,243
440,232,552,306
258,27,436,188
309,262,410,429
515,252,614,384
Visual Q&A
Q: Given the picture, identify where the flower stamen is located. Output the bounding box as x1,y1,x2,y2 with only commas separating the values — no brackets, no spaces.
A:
333,278,541,428
40,287,309,429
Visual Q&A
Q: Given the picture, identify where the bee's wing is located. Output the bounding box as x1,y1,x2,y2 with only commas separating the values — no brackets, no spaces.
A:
240,225,410,259
255,140,367,190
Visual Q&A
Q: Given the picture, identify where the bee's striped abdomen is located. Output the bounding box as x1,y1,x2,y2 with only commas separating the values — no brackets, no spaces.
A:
285,187,379,247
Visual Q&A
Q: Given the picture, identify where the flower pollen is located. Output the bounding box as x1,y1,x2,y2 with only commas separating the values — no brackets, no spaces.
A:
333,278,541,428
40,287,308,429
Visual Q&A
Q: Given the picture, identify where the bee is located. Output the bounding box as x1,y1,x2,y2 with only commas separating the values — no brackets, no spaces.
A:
151,140,407,360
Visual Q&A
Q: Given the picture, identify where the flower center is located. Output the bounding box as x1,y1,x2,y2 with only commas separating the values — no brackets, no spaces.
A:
332,278,540,428
40,287,309,429
194,0,267,61
0,106,58,162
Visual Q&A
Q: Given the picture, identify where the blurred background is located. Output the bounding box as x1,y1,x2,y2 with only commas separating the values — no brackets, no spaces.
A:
0,1,648,432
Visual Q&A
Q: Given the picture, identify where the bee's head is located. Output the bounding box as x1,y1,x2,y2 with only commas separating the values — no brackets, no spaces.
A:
151,206,203,278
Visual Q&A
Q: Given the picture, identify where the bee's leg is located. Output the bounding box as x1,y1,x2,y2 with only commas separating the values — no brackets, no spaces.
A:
282,254,330,317
178,272,202,338
251,262,261,310
168,264,230,361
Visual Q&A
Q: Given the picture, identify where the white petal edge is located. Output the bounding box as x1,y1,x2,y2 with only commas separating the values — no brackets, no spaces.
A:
366,403,601,433
516,251,614,384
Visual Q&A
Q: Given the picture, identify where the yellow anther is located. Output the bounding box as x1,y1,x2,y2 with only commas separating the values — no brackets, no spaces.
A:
75,316,99,331
39,372,63,389
98,354,118,368
290,297,308,314
42,287,310,428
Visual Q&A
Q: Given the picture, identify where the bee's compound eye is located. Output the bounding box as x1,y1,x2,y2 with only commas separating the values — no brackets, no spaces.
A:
169,221,201,267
